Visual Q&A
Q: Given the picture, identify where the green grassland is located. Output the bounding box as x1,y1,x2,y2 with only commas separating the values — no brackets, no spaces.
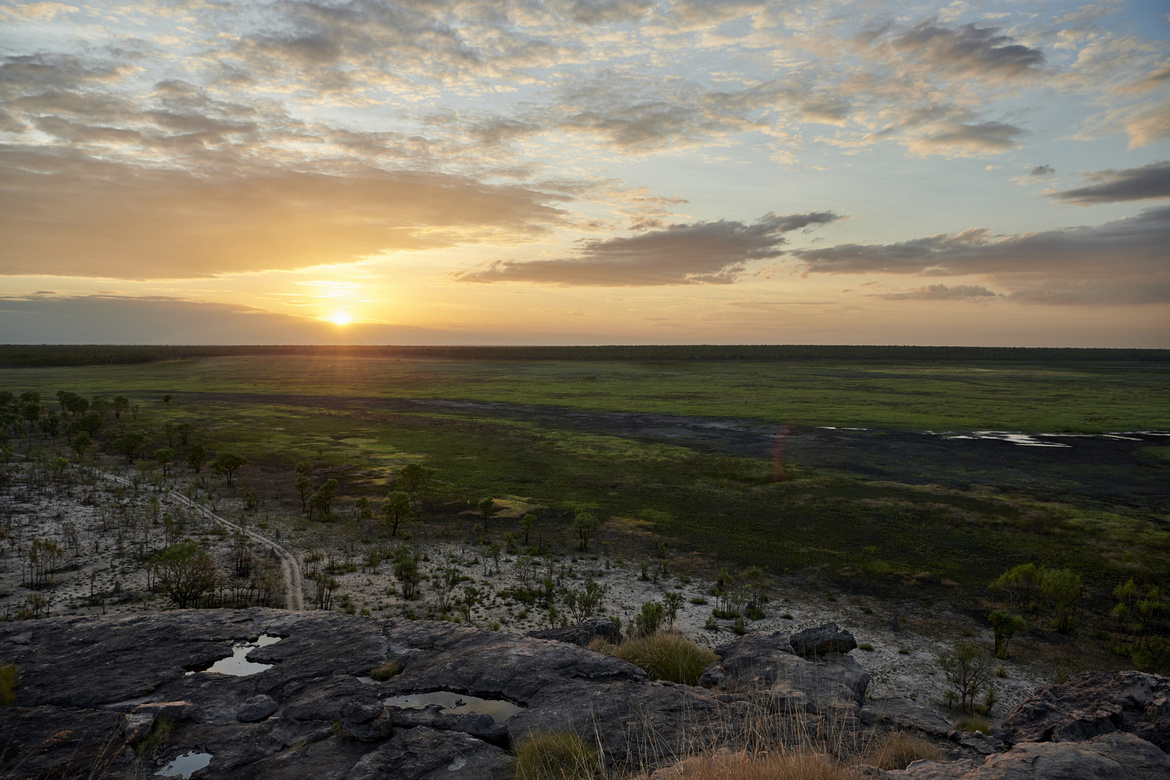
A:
7,353,1169,431
3,351,1168,611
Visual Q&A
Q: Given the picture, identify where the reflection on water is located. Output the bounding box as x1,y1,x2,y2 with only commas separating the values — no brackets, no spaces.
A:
384,690,524,721
204,634,282,676
156,751,212,778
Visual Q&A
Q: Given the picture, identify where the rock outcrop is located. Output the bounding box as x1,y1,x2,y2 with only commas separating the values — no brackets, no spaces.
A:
699,628,871,713
994,670,1169,751
1,610,1166,780
0,609,737,778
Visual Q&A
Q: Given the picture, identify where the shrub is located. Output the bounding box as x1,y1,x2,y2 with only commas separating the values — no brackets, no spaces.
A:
368,661,402,681
862,731,946,770
0,664,16,706
611,632,717,686
513,730,598,780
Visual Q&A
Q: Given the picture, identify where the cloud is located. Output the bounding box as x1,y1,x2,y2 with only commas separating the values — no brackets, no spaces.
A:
891,19,1046,79
547,0,656,25
875,284,998,301
790,207,1170,304
0,146,572,279
1029,164,1055,177
1050,160,1170,204
907,120,1026,156
1123,98,1170,148
456,212,841,286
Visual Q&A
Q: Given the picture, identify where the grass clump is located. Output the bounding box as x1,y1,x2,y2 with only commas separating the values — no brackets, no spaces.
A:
133,718,173,758
608,632,718,686
861,731,947,770
0,665,16,706
368,660,402,681
641,750,857,780
513,730,599,780
954,715,992,734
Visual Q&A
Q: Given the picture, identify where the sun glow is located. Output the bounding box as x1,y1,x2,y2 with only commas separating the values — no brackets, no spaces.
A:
326,312,353,326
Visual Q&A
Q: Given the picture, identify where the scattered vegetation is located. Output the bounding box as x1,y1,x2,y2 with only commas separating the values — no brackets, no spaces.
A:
513,730,599,780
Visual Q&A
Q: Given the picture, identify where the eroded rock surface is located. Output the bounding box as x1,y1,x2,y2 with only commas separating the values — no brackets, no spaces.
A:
0,609,736,778
699,628,871,712
994,670,1169,751
1,611,1165,780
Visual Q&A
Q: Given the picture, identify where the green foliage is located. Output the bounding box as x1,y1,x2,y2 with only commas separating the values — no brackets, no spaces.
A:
572,512,600,552
0,664,17,706
382,491,412,536
954,715,993,734
1039,568,1083,633
634,601,665,637
308,478,339,520
133,717,173,757
150,541,218,609
988,609,1028,658
611,632,718,685
393,547,422,600
188,442,207,473
113,430,148,464
513,730,599,780
210,451,248,486
560,578,608,624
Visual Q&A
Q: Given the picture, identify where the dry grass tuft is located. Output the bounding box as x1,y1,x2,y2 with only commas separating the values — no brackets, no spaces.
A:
860,731,947,770
598,633,717,686
514,730,600,780
631,748,857,780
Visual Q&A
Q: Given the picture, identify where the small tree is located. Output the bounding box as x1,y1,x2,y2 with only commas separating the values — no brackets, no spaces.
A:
988,609,1027,658
662,591,685,630
938,642,993,712
113,431,148,464
309,478,339,520
1039,567,1083,634
560,578,608,624
188,443,207,474
477,497,495,532
382,491,411,536
210,452,248,486
634,601,666,637
294,475,312,512
70,432,92,460
398,463,433,494
520,514,536,546
150,541,218,609
990,563,1040,612
155,448,175,478
393,547,422,600
573,512,601,552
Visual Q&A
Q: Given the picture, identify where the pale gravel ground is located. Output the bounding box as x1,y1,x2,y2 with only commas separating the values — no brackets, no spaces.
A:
1,464,1051,724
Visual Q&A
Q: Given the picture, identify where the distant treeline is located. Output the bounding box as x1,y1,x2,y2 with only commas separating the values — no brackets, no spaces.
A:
2,343,1168,368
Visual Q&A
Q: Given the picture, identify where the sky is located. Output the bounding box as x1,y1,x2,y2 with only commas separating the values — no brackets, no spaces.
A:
1,0,1168,347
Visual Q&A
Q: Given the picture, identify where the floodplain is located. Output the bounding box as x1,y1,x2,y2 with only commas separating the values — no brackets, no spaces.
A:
3,345,1166,617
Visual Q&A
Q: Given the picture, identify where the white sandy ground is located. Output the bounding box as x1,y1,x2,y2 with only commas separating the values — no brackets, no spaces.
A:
0,465,1053,724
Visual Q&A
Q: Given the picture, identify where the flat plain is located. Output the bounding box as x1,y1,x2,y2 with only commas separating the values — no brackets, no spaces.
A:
3,349,1167,610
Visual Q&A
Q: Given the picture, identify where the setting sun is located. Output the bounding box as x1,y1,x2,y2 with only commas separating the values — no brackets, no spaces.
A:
326,312,352,326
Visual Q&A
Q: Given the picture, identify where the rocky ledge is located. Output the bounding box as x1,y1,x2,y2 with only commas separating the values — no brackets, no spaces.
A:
0,610,1166,779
